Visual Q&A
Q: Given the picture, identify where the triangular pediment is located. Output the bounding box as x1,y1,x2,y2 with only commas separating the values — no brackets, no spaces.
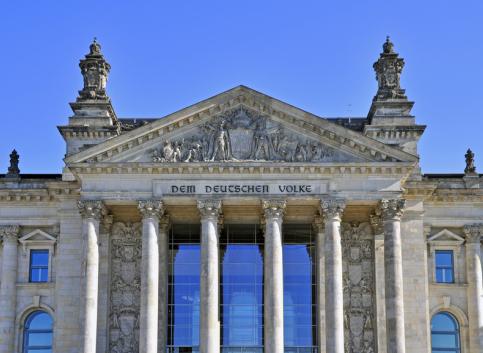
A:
65,86,418,166
19,229,57,243
428,229,465,244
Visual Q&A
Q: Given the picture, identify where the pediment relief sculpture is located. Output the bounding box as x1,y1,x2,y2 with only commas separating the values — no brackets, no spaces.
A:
150,107,357,163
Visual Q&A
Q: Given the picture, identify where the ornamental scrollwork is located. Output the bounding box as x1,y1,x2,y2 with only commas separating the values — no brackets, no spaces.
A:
342,222,376,353
109,222,142,353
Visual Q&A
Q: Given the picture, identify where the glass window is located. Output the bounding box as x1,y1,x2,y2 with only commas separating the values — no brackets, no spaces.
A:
29,250,49,283
431,312,460,353
168,225,200,352
220,224,263,352
23,311,53,353
283,225,316,351
435,250,454,283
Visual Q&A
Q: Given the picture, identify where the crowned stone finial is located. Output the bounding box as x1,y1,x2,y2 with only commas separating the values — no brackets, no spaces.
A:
383,36,394,54
6,149,20,179
77,38,111,101
373,36,407,101
464,148,477,175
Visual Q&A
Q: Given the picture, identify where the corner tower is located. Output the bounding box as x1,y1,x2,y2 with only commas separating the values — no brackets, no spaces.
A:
58,39,120,157
364,37,425,157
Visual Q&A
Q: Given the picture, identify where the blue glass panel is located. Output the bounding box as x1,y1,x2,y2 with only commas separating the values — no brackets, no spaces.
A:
27,312,53,330
169,243,201,347
435,251,453,266
31,250,49,266
431,312,460,352
27,332,53,346
283,243,314,348
221,244,263,347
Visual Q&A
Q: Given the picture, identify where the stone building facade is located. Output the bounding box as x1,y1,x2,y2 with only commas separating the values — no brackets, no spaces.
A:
0,38,482,353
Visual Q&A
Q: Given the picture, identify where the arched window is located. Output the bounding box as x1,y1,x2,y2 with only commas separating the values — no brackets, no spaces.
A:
431,312,460,353
23,311,53,353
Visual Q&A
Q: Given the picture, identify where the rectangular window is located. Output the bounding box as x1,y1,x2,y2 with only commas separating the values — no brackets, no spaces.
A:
29,250,49,283
168,224,201,352
435,250,454,283
283,225,317,351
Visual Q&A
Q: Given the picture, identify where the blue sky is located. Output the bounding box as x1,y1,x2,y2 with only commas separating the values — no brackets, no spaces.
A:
1,1,482,173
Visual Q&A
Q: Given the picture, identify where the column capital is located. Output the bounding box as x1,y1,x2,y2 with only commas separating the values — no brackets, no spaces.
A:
378,198,406,221
463,224,483,244
159,215,171,233
313,215,325,234
0,225,20,242
138,200,165,219
320,198,346,222
262,199,286,220
77,200,107,220
100,214,114,234
370,213,384,235
197,199,222,220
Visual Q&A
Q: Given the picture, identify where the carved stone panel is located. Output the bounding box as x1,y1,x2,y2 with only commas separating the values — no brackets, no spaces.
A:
109,222,142,353
151,106,359,163
342,222,376,353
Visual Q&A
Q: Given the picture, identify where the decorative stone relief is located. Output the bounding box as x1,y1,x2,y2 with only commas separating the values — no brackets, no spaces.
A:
151,107,356,163
78,38,111,101
109,222,142,353
342,222,376,353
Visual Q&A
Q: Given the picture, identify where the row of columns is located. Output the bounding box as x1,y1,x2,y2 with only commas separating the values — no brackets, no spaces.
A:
73,197,480,353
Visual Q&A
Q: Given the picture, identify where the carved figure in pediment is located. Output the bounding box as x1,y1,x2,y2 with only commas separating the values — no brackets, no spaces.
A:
293,142,308,162
210,119,233,161
250,118,275,160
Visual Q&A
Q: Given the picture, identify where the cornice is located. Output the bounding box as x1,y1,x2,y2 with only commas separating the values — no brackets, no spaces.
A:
68,161,415,177
0,183,80,203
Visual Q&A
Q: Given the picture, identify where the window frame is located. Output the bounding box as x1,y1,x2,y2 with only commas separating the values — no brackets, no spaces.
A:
431,311,461,353
22,310,53,353
29,249,50,283
434,250,455,284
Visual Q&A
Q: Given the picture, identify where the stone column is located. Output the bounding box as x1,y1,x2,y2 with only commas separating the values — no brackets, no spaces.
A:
158,215,170,353
313,216,326,352
378,199,406,353
262,200,286,353
138,200,165,353
0,225,20,353
197,200,222,353
78,200,106,353
370,214,387,353
463,224,483,352
321,198,346,353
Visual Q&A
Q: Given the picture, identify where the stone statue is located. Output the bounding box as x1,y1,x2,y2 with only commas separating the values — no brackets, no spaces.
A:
250,118,274,160
6,149,20,178
210,119,233,161
465,148,476,174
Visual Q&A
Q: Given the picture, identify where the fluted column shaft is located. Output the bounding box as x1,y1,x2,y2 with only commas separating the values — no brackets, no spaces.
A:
321,199,346,353
138,201,165,353
158,216,170,353
313,217,326,352
263,200,286,353
379,199,406,353
0,225,20,353
78,201,106,353
198,200,222,353
464,224,483,352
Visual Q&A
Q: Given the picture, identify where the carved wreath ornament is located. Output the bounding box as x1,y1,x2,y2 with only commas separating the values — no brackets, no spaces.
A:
152,107,342,163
